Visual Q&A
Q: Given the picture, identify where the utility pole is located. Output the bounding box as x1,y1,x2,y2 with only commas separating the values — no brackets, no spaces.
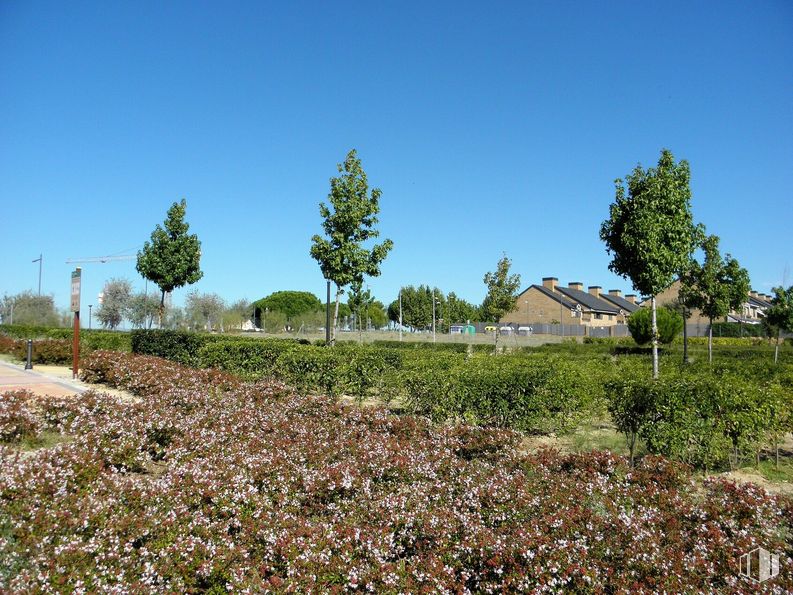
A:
432,289,436,343
32,254,42,295
399,290,403,341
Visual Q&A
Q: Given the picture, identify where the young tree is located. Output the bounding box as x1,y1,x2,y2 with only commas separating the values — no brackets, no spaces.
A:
481,255,521,352
95,278,132,330
681,235,750,363
136,199,203,321
600,149,703,378
310,149,393,345
481,255,521,322
765,285,793,364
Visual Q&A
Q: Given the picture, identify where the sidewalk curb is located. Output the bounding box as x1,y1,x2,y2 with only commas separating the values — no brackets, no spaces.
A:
0,360,88,395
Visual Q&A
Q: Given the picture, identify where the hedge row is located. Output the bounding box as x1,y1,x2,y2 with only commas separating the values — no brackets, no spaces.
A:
608,374,791,469
128,330,604,435
0,325,132,353
0,330,131,365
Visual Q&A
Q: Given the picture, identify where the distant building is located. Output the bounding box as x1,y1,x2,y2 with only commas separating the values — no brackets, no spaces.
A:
500,277,639,328
652,280,773,325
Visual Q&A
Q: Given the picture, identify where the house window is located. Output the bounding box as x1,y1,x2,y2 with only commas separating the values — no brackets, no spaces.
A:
595,313,602,320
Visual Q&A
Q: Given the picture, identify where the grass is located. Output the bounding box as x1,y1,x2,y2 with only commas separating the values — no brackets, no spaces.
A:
17,431,70,451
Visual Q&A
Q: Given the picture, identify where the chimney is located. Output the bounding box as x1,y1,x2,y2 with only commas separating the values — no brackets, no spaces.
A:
625,294,637,304
568,281,584,291
609,289,622,297
588,286,602,298
542,277,558,291
750,291,758,298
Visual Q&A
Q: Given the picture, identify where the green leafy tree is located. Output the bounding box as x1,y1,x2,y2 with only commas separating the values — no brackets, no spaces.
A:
126,292,160,329
445,292,480,327
600,149,703,378
253,291,322,322
223,299,252,331
95,278,132,330
310,149,393,345
765,285,793,364
680,235,750,363
0,291,60,326
136,199,203,319
387,285,442,331
628,306,683,346
185,291,225,331
481,254,521,322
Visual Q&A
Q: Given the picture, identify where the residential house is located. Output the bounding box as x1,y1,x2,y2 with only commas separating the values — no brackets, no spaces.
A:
500,277,638,328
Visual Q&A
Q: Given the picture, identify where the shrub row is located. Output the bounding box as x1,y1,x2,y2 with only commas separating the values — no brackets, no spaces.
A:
5,352,792,591
608,374,791,470
0,324,131,352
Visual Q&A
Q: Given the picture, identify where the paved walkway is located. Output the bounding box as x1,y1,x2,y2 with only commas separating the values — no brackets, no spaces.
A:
0,360,87,398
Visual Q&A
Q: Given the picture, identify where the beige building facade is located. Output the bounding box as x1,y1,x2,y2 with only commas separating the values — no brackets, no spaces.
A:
500,277,640,328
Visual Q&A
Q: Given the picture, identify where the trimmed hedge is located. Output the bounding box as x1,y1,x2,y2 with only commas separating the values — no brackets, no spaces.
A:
607,374,791,470
0,325,131,353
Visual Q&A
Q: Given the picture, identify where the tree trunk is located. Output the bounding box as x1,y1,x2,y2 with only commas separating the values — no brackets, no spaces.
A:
682,307,689,364
331,290,341,346
651,296,659,379
708,319,713,364
158,290,166,328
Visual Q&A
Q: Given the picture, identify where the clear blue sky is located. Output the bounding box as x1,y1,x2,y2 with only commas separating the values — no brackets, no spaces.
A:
2,1,791,319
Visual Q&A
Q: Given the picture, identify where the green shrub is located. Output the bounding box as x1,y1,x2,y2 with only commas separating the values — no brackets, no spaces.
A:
199,339,298,380
130,330,208,366
606,373,790,470
372,340,469,353
627,307,683,345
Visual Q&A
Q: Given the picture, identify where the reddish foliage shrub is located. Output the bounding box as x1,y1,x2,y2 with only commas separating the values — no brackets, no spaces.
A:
0,351,790,592
0,390,42,442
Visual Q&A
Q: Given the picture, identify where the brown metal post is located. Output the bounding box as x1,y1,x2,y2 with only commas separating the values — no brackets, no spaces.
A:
72,311,80,379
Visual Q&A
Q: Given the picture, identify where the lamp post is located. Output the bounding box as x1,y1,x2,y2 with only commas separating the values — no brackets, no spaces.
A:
398,290,403,342
32,254,42,295
88,305,93,330
432,290,436,344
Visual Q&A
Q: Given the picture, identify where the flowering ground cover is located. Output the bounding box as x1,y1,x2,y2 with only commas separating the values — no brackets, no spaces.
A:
1,351,792,592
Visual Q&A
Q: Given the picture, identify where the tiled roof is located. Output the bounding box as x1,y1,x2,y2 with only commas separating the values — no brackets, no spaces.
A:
748,295,772,308
530,285,577,309
555,286,620,314
599,293,641,313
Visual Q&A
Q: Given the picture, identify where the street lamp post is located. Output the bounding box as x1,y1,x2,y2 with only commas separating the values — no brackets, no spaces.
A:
32,254,42,296
88,305,93,330
432,290,436,344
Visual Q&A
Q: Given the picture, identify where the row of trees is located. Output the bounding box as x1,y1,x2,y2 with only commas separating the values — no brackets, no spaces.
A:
599,148,786,375
0,292,66,327
383,256,522,333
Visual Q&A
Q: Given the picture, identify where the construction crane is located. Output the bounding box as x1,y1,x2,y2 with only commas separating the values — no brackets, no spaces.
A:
65,254,136,264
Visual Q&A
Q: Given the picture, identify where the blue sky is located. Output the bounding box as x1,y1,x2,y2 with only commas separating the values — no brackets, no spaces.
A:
2,1,791,320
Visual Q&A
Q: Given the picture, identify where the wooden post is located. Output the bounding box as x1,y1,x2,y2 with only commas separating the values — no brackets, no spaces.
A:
72,310,80,379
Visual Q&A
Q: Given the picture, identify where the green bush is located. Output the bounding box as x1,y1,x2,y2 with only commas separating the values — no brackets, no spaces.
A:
0,325,130,353
404,356,597,434
199,339,299,380
372,340,469,353
627,307,683,346
607,373,790,470
130,329,208,365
